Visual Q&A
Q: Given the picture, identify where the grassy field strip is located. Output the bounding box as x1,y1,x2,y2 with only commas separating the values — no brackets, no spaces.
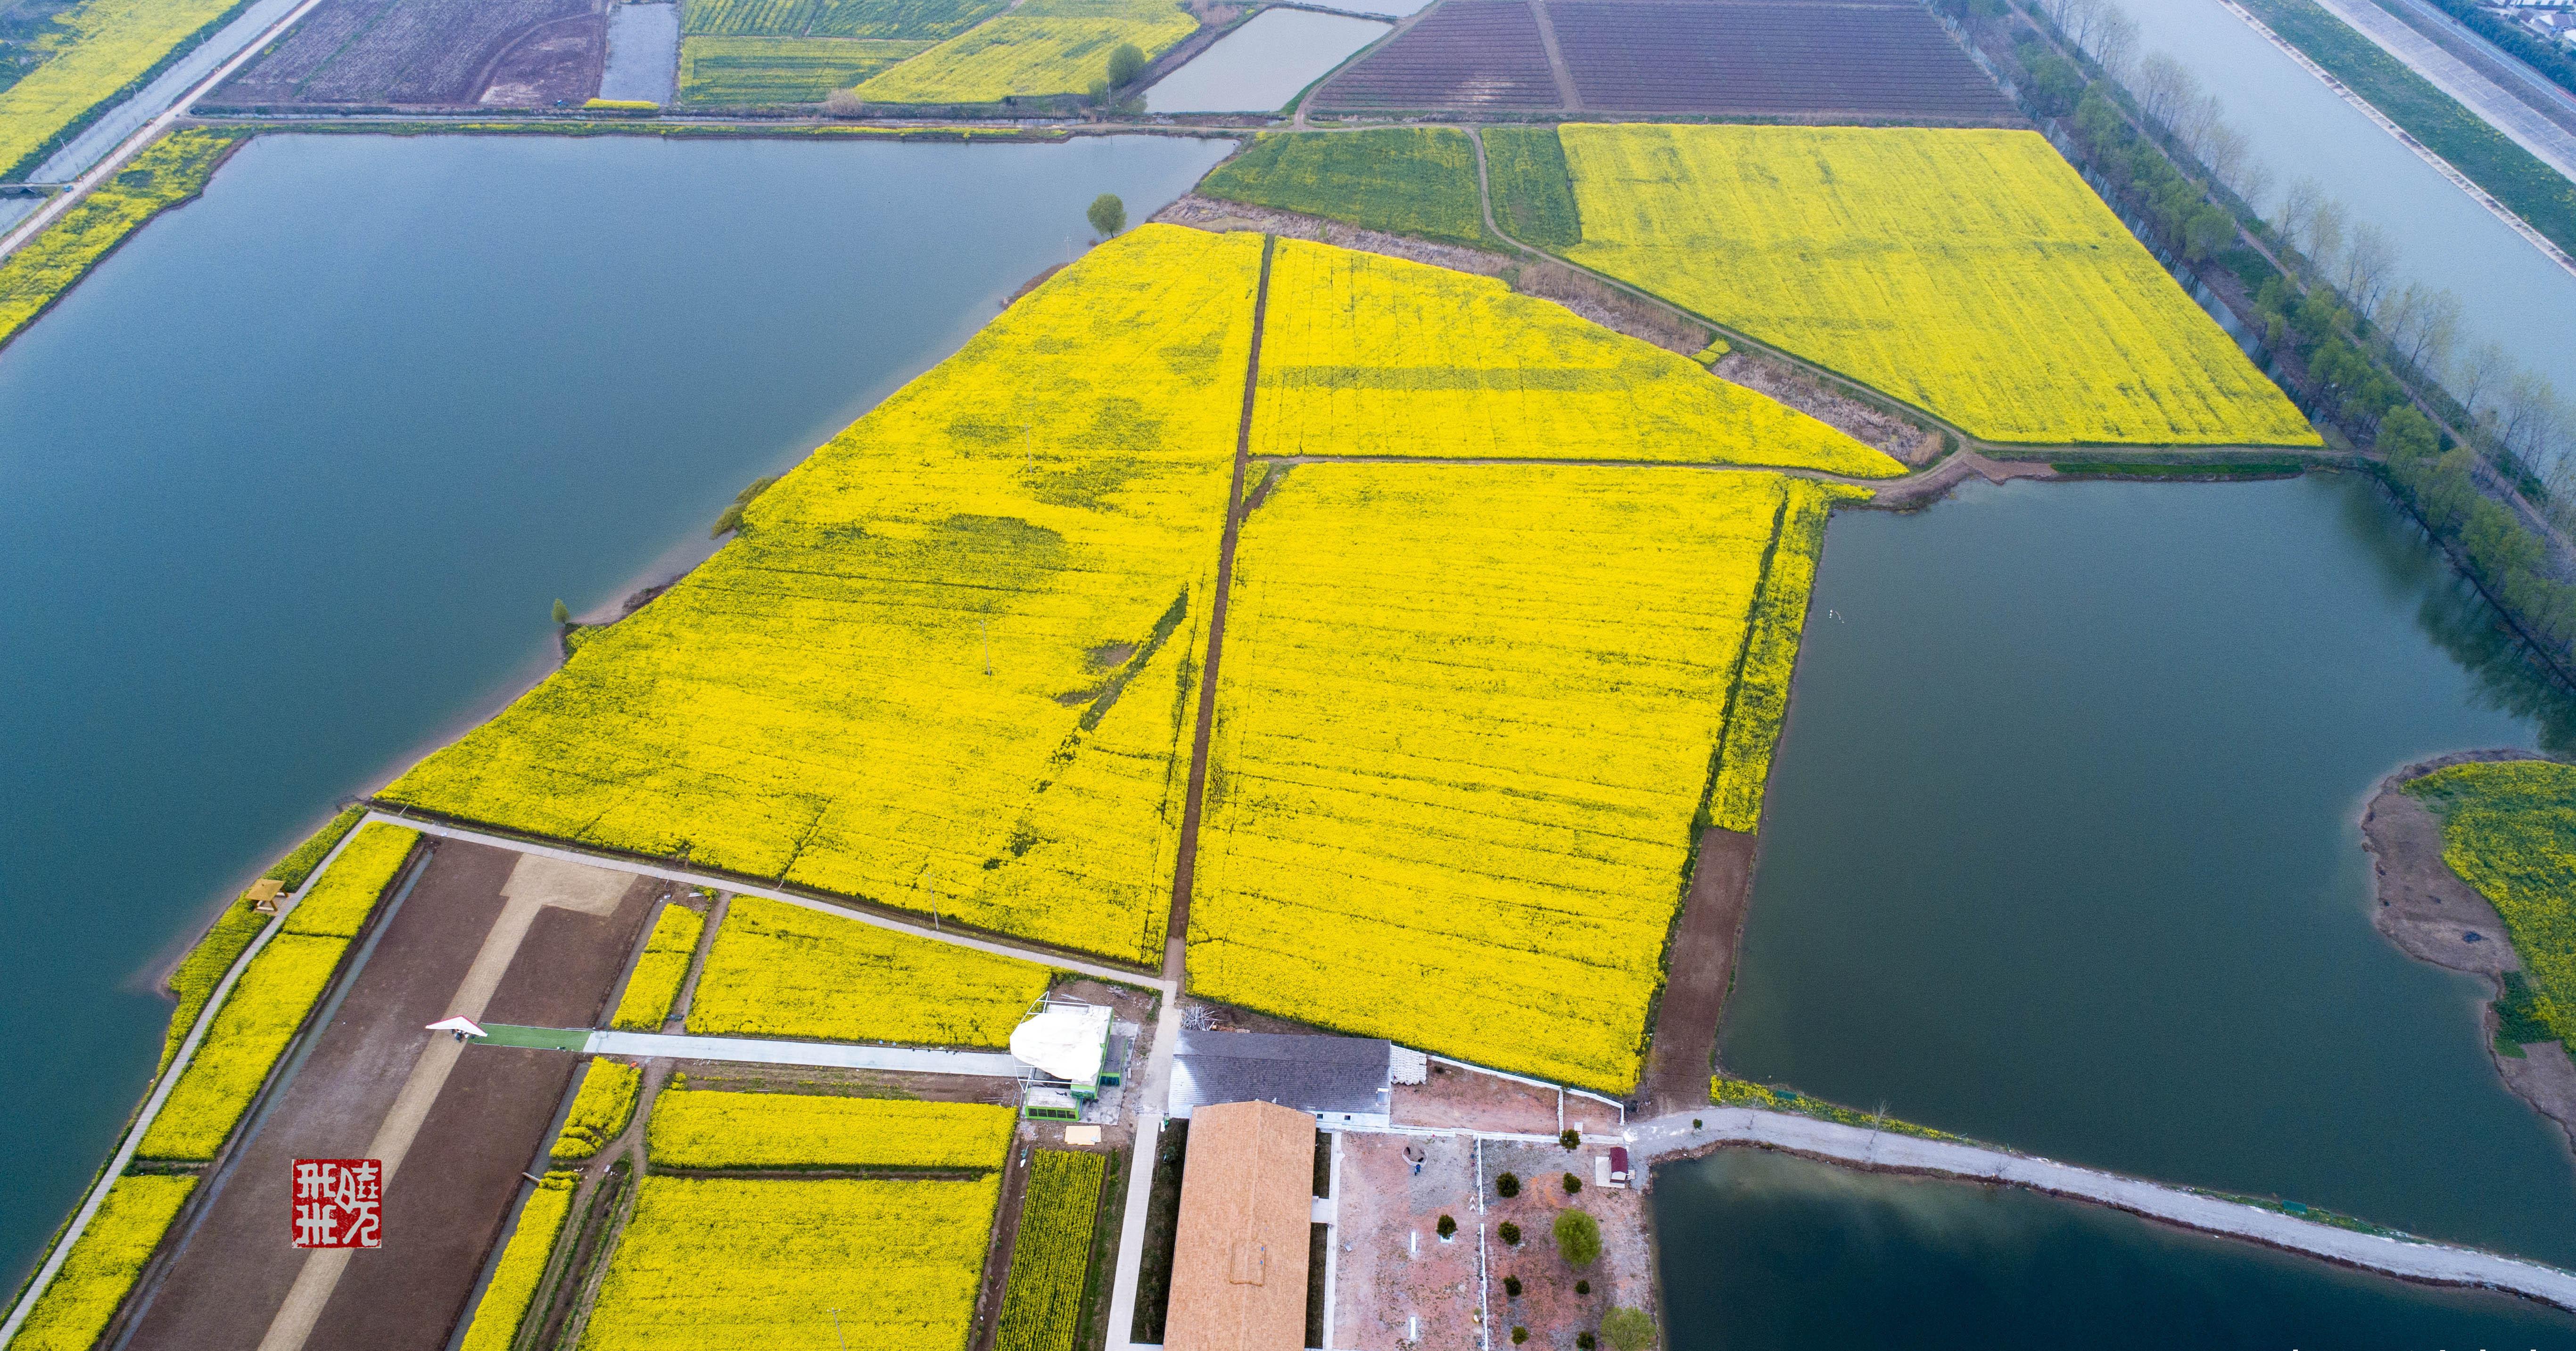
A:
0,815,397,1348
1554,124,2320,447
1198,127,1491,247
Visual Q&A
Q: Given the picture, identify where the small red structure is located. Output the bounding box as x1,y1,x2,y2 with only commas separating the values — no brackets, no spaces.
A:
1608,1147,1631,1187
291,1159,382,1249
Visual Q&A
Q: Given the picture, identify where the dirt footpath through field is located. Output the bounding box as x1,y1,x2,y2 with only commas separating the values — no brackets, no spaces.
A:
124,840,664,1351
2362,752,2576,1155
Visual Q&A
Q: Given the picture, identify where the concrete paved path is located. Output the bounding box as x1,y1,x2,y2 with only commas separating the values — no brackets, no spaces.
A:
2310,0,2576,181
1625,1107,2576,1314
578,1030,1023,1076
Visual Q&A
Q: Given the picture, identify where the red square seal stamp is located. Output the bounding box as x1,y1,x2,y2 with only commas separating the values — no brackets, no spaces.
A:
291,1158,382,1249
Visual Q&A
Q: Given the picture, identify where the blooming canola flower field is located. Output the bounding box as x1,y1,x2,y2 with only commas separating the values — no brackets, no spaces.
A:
383,225,1264,965
581,1174,999,1350
687,896,1053,1045
1252,240,1905,478
1557,124,2320,447
2409,759,2576,1046
644,1091,1017,1170
853,0,1196,103
1191,464,1863,1092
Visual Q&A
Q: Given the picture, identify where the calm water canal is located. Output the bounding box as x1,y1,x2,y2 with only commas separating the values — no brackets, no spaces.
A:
2110,0,2576,401
1653,1149,2576,1347
1143,8,1390,113
1724,473,2576,1267
0,130,1228,1289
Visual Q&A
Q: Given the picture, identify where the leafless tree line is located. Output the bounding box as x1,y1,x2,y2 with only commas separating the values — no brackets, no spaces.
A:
2050,0,2576,503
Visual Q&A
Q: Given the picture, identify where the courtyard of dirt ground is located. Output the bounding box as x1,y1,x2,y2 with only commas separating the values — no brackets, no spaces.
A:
123,840,666,1351
1328,1057,1644,1351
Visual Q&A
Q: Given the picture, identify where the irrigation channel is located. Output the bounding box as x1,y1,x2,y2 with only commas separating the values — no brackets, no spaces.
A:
0,129,1229,1292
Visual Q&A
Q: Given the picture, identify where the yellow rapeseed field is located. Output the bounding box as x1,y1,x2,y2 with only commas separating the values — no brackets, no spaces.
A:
1253,240,1903,478
1,130,243,352
611,904,705,1032
581,1175,998,1350
852,0,1195,103
6,1175,195,1351
460,1171,578,1351
0,0,239,177
553,1059,644,1162
645,1091,1016,1170
686,897,1050,1046
383,225,1263,964
1556,124,2319,447
1191,464,1860,1092
141,825,420,1160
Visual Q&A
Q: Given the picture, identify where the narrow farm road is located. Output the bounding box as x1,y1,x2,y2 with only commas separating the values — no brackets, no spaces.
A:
1165,231,1275,986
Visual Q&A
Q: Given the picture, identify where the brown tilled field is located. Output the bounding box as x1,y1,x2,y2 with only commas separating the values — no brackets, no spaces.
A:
1552,0,2017,120
1312,0,2017,123
203,0,606,108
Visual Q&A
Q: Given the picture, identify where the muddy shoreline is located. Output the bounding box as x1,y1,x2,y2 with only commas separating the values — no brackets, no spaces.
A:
2361,751,2576,1159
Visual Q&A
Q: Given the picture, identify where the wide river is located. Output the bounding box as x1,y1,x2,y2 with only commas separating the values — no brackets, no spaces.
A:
1724,473,2576,1269
0,130,1228,1290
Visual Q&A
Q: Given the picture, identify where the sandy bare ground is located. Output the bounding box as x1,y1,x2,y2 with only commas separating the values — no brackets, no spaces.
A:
2362,752,2576,1157
1331,1132,1484,1350
1639,828,1751,1117
1393,1063,1619,1137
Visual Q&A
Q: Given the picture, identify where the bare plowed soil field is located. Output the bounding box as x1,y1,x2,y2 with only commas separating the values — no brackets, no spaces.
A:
1312,0,2015,121
120,841,664,1351
204,0,605,107
1309,0,1559,111
1551,0,2016,121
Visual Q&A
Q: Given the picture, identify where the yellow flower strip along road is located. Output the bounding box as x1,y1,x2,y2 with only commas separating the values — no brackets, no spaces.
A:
1557,124,2319,448
1252,240,1903,478
995,1149,1105,1351
1191,465,1856,1093
686,896,1051,1046
383,225,1262,966
157,805,362,1070
0,130,243,352
2,1175,194,1351
580,1174,999,1350
139,825,421,1160
553,1059,644,1162
611,903,705,1031
458,1171,578,1351
645,1091,1016,1170
2409,760,2576,1046
0,0,241,177
852,0,1195,103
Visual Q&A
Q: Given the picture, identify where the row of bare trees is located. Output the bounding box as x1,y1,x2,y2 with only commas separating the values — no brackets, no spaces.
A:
2045,0,2576,510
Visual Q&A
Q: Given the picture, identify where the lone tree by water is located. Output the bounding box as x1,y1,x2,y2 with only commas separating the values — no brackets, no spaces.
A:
1106,41,1147,87
1088,193,1126,239
551,599,570,625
